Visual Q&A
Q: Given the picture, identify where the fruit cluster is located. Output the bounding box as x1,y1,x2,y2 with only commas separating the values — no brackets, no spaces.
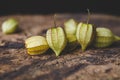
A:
1,17,120,56
25,19,120,56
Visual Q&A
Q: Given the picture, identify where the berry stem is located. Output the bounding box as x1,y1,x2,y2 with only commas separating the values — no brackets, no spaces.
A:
114,35,120,41
87,9,90,25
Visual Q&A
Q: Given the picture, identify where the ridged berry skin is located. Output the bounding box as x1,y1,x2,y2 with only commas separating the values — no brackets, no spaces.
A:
46,27,67,56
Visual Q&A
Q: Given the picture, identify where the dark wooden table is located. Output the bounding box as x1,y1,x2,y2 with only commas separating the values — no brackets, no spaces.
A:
0,14,120,80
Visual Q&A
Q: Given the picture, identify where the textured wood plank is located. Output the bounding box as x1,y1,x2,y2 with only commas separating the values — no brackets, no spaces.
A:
0,14,120,80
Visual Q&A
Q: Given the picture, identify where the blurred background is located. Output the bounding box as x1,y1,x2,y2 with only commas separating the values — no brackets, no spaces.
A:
0,0,120,16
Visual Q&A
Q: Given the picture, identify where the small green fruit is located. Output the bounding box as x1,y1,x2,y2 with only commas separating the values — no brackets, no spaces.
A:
64,19,77,42
2,18,18,34
94,27,120,48
76,22,95,51
25,36,49,55
46,27,67,56
64,19,78,50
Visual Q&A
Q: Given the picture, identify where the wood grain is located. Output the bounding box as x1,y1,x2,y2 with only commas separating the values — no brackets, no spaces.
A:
0,14,120,80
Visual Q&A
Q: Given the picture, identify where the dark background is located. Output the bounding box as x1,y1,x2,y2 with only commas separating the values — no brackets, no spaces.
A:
0,0,120,16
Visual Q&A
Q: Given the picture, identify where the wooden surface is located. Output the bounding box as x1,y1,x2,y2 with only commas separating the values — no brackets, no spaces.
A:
0,14,120,80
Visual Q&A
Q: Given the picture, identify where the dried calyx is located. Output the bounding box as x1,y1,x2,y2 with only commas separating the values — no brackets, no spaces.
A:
64,19,78,50
76,9,96,51
76,23,95,51
2,18,18,34
64,19,77,42
94,27,120,48
46,15,67,56
25,36,49,55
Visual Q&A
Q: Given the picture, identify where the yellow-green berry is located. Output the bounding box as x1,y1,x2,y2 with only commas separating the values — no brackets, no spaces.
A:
2,18,18,34
25,36,49,55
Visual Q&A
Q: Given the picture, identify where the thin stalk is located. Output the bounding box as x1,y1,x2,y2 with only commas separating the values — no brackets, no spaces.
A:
86,9,90,25
114,35,120,41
